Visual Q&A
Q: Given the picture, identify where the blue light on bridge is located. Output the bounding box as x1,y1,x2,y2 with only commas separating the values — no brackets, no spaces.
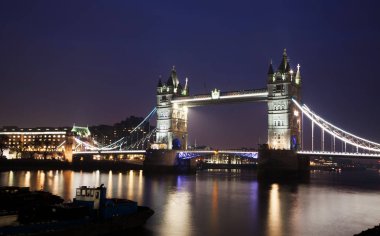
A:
177,151,258,160
177,152,203,159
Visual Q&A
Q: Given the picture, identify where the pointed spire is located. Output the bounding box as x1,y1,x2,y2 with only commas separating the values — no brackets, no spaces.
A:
277,48,289,73
184,77,188,90
182,77,189,95
267,60,274,75
295,64,301,85
167,65,179,87
157,75,163,87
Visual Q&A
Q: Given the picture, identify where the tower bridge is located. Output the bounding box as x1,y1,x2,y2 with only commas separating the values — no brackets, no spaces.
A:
68,49,380,173
155,49,301,151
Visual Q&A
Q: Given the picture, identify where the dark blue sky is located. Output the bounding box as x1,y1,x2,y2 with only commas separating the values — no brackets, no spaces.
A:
1,0,380,149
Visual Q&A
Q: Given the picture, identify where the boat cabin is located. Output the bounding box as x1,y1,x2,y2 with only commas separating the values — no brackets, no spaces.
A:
74,185,106,210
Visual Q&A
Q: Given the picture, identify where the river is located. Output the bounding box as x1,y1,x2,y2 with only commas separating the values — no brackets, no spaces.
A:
1,169,380,236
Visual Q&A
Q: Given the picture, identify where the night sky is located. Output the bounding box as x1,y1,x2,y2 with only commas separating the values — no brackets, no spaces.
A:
1,0,380,149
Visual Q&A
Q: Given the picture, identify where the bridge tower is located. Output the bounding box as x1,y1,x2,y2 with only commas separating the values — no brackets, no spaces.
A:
155,67,189,150
267,49,302,150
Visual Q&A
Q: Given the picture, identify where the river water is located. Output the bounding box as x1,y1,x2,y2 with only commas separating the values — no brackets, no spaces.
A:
1,169,380,236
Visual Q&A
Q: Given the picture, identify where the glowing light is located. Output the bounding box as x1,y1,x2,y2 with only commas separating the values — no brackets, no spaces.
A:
171,90,268,104
177,150,258,159
0,131,66,135
297,150,380,158
74,150,146,155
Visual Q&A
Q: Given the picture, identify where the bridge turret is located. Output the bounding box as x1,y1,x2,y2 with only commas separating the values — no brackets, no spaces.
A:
295,64,301,85
267,49,302,150
157,76,164,94
267,60,274,83
155,67,190,150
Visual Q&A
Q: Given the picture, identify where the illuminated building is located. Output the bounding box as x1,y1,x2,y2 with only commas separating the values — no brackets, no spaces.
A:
155,66,189,150
0,126,71,158
267,49,302,150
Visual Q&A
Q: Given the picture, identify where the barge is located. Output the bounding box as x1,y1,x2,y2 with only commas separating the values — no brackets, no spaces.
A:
0,185,154,235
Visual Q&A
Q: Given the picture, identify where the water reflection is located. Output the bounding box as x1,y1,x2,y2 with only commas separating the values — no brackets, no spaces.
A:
1,170,380,235
24,171,30,187
160,176,192,236
107,171,113,198
127,170,134,200
117,172,122,198
137,170,143,203
268,184,281,236
8,171,14,186
62,171,73,200
38,170,45,190
94,170,100,187
210,180,219,233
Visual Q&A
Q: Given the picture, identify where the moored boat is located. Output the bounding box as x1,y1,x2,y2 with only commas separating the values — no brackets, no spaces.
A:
0,185,154,235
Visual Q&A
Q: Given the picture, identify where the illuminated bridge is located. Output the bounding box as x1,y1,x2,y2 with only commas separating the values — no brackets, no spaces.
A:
68,50,380,166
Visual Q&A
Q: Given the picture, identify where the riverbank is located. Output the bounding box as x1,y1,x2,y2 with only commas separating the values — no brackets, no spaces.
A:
0,159,142,172
0,159,258,172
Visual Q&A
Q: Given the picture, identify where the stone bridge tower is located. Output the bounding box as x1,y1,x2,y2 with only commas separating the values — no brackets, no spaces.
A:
267,49,302,150
155,67,189,150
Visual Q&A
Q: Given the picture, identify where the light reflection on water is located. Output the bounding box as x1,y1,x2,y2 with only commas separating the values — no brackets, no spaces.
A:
268,184,281,236
1,170,380,236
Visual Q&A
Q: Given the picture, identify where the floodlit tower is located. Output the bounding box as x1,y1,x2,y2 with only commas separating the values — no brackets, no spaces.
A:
155,67,189,150
267,49,302,150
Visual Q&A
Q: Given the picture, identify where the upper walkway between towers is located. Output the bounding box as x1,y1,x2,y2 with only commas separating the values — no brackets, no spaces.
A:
170,88,268,107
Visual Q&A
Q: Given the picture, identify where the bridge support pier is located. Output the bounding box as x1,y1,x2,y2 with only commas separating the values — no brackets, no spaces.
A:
144,149,196,173
258,146,309,178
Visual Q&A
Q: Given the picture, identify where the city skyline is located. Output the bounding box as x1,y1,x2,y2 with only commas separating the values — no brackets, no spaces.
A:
1,1,380,149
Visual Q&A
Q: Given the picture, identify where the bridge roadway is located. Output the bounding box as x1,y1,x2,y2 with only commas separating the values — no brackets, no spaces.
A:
72,150,259,158
73,150,380,159
171,88,268,107
297,150,380,159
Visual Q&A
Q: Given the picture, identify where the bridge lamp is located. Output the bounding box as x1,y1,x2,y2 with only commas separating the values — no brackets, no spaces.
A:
290,69,294,81
293,110,299,117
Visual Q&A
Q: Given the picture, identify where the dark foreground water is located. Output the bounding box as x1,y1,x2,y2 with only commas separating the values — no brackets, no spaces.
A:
1,169,380,236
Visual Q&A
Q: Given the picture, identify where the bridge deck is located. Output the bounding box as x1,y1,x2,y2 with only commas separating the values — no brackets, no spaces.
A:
171,88,268,107
297,150,380,159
